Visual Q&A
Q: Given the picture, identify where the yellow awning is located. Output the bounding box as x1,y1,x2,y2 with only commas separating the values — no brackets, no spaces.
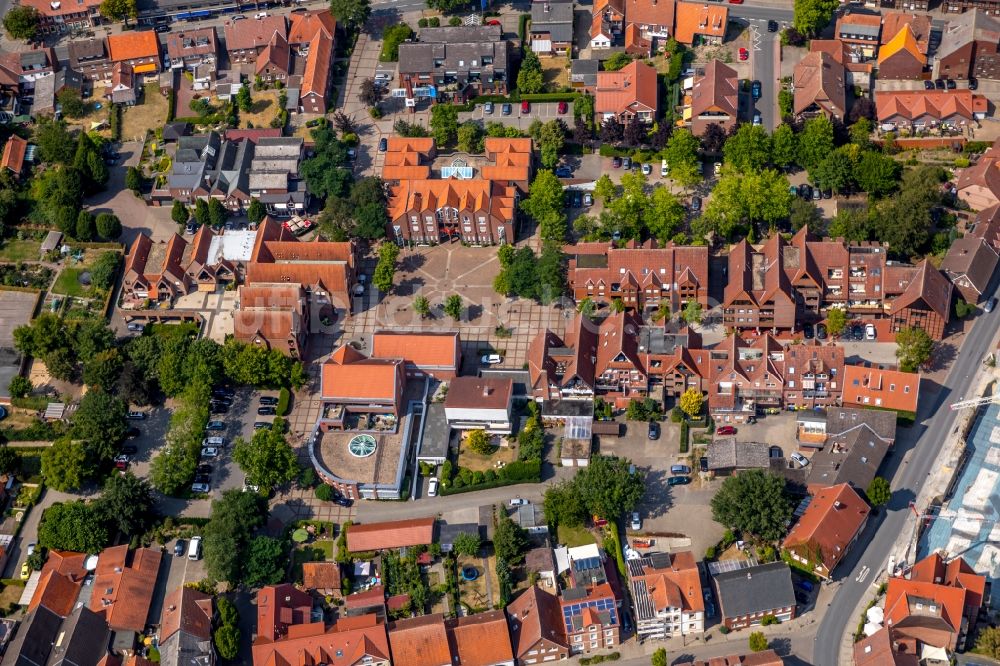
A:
682,106,693,120
133,63,156,74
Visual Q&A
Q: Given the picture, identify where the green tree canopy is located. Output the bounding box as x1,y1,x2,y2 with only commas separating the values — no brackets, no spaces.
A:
895,325,933,373
679,388,703,418
722,124,772,172
793,0,839,36
96,472,155,536
452,532,482,557
516,51,544,94
577,455,645,520
814,147,855,194
521,170,567,242
604,52,633,71
232,421,300,490
42,438,91,491
243,536,287,587
710,469,792,541
204,490,267,583
770,123,797,168
867,476,892,507
826,306,847,336
373,241,400,294
854,151,901,197
247,198,266,225
665,128,702,187
99,0,137,23
797,116,835,173
493,513,529,565
430,104,460,146
3,5,39,40
702,170,793,239
38,500,109,553
71,389,127,459
329,0,371,30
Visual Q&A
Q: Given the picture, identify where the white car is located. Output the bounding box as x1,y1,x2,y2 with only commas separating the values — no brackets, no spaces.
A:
630,512,641,531
428,477,439,497
26,543,35,556
713,162,722,176
200,447,220,459
509,497,529,507
481,354,503,365
641,163,651,176
865,323,877,340
192,483,211,494
255,11,269,18
790,452,809,468
661,160,668,177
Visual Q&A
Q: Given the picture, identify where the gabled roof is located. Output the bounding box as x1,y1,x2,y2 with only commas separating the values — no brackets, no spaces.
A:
842,364,919,413
107,31,161,62
880,12,932,53
677,649,786,666
793,50,846,117
876,90,987,122
937,9,1000,62
302,562,342,592
624,0,675,28
301,27,333,101
595,60,659,116
878,24,927,66
691,59,738,119
673,1,727,44
371,331,461,370
287,8,336,44
166,27,219,60
628,551,704,621
507,586,568,658
321,345,404,405
345,517,436,552
256,583,313,643
782,484,869,573
1,135,28,175
251,613,391,666
889,259,953,321
853,627,920,666
713,562,796,619
445,609,515,666
89,545,163,632
387,613,452,666
940,235,999,296
159,586,213,644
225,15,288,52
256,31,291,75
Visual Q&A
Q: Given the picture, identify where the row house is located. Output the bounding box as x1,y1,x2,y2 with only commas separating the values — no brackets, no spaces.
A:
385,137,530,245
627,551,704,641
565,240,710,311
835,11,883,61
224,14,288,65
781,483,870,580
530,1,575,55
0,48,58,92
673,2,728,45
20,0,101,35
106,31,161,77
622,0,673,55
876,90,988,130
940,235,1000,303
399,25,510,105
68,38,113,82
123,225,236,303
561,584,621,655
958,140,1000,211
590,0,625,49
595,60,659,123
165,27,219,71
508,585,570,664
689,59,739,136
934,9,1000,80
723,228,954,340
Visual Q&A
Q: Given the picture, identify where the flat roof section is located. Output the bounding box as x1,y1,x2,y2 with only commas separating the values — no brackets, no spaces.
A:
0,290,38,347
417,403,450,462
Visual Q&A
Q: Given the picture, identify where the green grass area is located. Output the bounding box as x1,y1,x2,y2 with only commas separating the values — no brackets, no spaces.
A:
148,322,200,339
0,240,41,262
291,540,335,583
52,268,93,298
557,524,597,548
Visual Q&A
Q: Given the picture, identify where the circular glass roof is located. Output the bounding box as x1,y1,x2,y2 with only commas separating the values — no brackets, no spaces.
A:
348,434,377,458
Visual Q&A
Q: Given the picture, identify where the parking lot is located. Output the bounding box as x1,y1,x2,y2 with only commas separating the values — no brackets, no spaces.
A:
458,101,575,130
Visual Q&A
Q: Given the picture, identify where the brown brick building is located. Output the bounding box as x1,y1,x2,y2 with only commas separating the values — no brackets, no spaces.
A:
934,9,1000,80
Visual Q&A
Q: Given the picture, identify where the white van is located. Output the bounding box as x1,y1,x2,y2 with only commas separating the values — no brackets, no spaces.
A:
187,536,202,561
203,436,225,447
661,159,668,177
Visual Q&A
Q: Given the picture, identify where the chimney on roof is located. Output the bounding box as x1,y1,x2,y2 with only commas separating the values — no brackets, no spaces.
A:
544,2,550,11
169,605,176,612
834,500,843,509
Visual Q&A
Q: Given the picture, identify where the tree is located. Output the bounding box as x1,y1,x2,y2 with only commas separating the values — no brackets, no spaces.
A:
232,424,300,490
57,88,86,118
600,117,624,144
493,513,529,565
665,129,702,187
577,455,645,520
208,198,227,228
38,501,108,553
702,170,793,239
854,151,900,196
682,300,703,325
34,117,74,164
96,472,155,536
849,117,873,147
539,120,567,169
771,124,798,168
42,439,91,491
814,148,854,194
427,0,470,10
125,166,142,193
76,210,95,241
3,6,39,40
594,174,616,203
8,376,31,399
623,116,646,148
72,390,127,457
373,242,400,294
414,295,431,318
723,124,772,172
329,0,371,31
544,479,588,528
95,212,122,240
789,197,822,232
975,626,1000,659
646,187,685,243
956,298,977,319
535,243,567,304
797,116,835,173
700,123,727,154
466,429,494,455
604,52,633,71
247,198,266,225
235,84,252,113
99,0,137,24
301,124,351,199
895,325,933,373
150,441,199,496
521,170,566,242
711,469,791,541
430,103,459,146
679,388,703,419
457,121,484,154
83,349,124,393
444,294,463,321
828,208,871,243
651,648,668,666
867,476,891,507
243,536,287,587
0,446,17,476
749,631,769,652
204,490,267,583
214,599,241,660
793,0,838,36
452,532,482,557
379,23,414,62
171,201,189,226
516,51,544,94
826,306,847,337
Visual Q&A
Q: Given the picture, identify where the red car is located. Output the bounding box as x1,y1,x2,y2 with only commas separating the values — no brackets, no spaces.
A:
738,47,749,61
521,100,530,113
717,426,737,436
557,101,568,114
486,19,501,25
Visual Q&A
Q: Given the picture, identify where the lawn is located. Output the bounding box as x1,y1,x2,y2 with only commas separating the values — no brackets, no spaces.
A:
0,580,24,608
557,524,597,548
239,90,282,129
122,84,169,141
456,432,519,472
291,540,334,582
52,267,94,298
457,554,493,612
148,322,200,340
542,61,569,90
0,240,41,262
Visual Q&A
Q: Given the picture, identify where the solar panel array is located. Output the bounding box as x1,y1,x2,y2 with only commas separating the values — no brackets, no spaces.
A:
573,556,603,572
562,597,618,633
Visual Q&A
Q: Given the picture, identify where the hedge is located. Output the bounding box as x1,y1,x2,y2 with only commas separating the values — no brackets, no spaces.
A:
518,14,529,43
276,388,290,417
440,458,541,495
604,520,627,578
165,89,176,122
469,92,581,106
0,420,64,442
679,422,689,453
12,396,48,411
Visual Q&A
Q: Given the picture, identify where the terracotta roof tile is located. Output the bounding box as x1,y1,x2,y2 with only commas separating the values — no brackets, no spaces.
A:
782,484,869,574
624,0,675,28
29,570,81,617
159,586,213,644
446,609,514,666
876,90,987,123
506,586,567,658
673,2,727,44
287,8,336,43
321,345,404,405
224,15,288,52
843,365,919,413
301,562,342,592
881,12,932,52
794,50,847,117
444,377,512,410
388,613,452,666
371,331,461,371
691,59,738,119
345,517,435,552
256,584,313,643
301,28,333,102
1,135,27,175
107,32,161,62
90,546,163,632
595,60,659,117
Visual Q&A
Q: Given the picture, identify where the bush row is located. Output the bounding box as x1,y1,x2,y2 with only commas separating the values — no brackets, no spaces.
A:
439,459,541,495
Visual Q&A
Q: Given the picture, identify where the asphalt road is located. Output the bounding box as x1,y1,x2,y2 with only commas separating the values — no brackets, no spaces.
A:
813,279,1000,666
747,18,780,131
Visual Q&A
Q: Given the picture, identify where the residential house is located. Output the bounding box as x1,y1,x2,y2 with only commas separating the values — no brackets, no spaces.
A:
158,587,215,666
398,26,510,104
565,240,710,311
507,586,569,664
290,9,336,113
255,32,292,83
595,60,659,123
107,31,162,76
108,62,139,105
886,259,954,340
166,27,219,71
234,284,308,359
225,15,288,64
571,59,599,92
2,605,112,666
793,50,847,119
0,48,59,92
345,517,436,553
381,136,435,182
673,2,727,45
881,12,932,56
560,583,621,655
252,610,391,666
89,545,163,632
302,562,343,597
388,614,452,666
876,90,988,128
705,440,776,475
386,136,525,245
805,407,897,492
622,0,675,55
971,204,1000,248
628,551,704,641
878,20,929,79
19,0,101,35
883,553,987,653
371,331,462,379
531,1,575,55
835,11,883,60
445,610,515,666
33,68,83,116
123,233,189,303
689,59,739,136
935,10,1000,80
704,334,788,420
782,342,847,412
320,345,406,417
444,376,514,433
940,235,1000,303
958,142,1000,210
712,562,797,630
853,627,920,666
782,484,871,579
676,651,785,666
590,0,625,49
68,38,113,81
843,364,920,413
1,136,28,179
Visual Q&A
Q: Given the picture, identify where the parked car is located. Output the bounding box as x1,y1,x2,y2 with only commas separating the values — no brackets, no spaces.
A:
194,474,212,485
378,137,387,152
647,421,660,440
257,406,276,416
333,494,353,507
690,196,702,211
20,562,29,579
210,402,229,414
865,323,877,340
200,447,220,458
126,411,146,420
555,166,572,178
985,297,997,313
583,193,593,206
259,396,279,406
612,157,622,168
502,103,512,115
191,483,211,494
767,19,778,32
125,427,140,439
751,80,762,99
509,497,529,507
571,190,583,207
796,579,814,593
969,77,979,90
207,420,225,431
752,111,762,125
935,78,946,89
557,101,568,114
738,47,749,61
481,354,503,365
174,540,186,557
713,162,722,176
946,78,957,89
622,156,632,170
155,24,171,32
661,160,668,176
630,512,641,530
816,323,827,340
699,456,709,472
197,464,213,475
790,452,809,467
641,163,651,175
812,186,821,200
717,425,737,436
484,101,494,115
852,324,864,340
803,323,814,339
127,322,145,332
667,476,692,486
254,421,272,430
255,11,269,18
26,543,36,556
923,80,935,90
428,477,439,497
670,464,692,475
213,387,234,398
521,100,530,113
799,184,812,199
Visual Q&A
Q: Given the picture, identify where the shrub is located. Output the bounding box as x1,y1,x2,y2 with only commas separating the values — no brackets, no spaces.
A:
315,484,334,501
679,422,689,453
705,545,716,559
298,467,316,488
429,16,440,26
418,17,428,27
276,388,290,416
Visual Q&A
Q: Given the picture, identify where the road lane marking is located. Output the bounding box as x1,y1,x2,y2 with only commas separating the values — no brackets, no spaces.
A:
856,565,870,583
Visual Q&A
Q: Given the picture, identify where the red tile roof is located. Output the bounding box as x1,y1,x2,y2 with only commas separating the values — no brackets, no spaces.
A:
256,584,313,643
843,365,919,413
371,331,461,371
853,627,920,666
345,517,435,553
301,27,333,103
625,0,675,28
876,90,987,122
107,31,161,62
673,2,728,44
881,12,932,52
30,570,81,617
888,259,953,322
160,586,214,644
302,562,342,592
506,586,568,659
90,546,162,632
445,609,514,666
252,613,391,666
782,484,869,575
388,613,452,666
595,60,659,117
630,551,704,614
1,135,27,175
676,650,785,666
320,345,404,405
444,377,513,410
225,15,288,52
287,8,336,43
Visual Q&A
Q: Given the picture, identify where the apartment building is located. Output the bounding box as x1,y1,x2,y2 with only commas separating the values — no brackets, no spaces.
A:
399,25,510,104
628,551,705,641
713,563,797,630
20,0,102,35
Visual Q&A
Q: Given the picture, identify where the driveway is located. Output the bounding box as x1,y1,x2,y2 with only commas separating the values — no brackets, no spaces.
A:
747,17,781,131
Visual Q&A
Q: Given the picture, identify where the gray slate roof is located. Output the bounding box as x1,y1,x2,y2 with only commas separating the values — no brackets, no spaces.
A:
824,407,897,440
398,40,508,76
713,562,796,619
531,2,575,42
937,9,1000,61
571,59,599,86
418,25,502,43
